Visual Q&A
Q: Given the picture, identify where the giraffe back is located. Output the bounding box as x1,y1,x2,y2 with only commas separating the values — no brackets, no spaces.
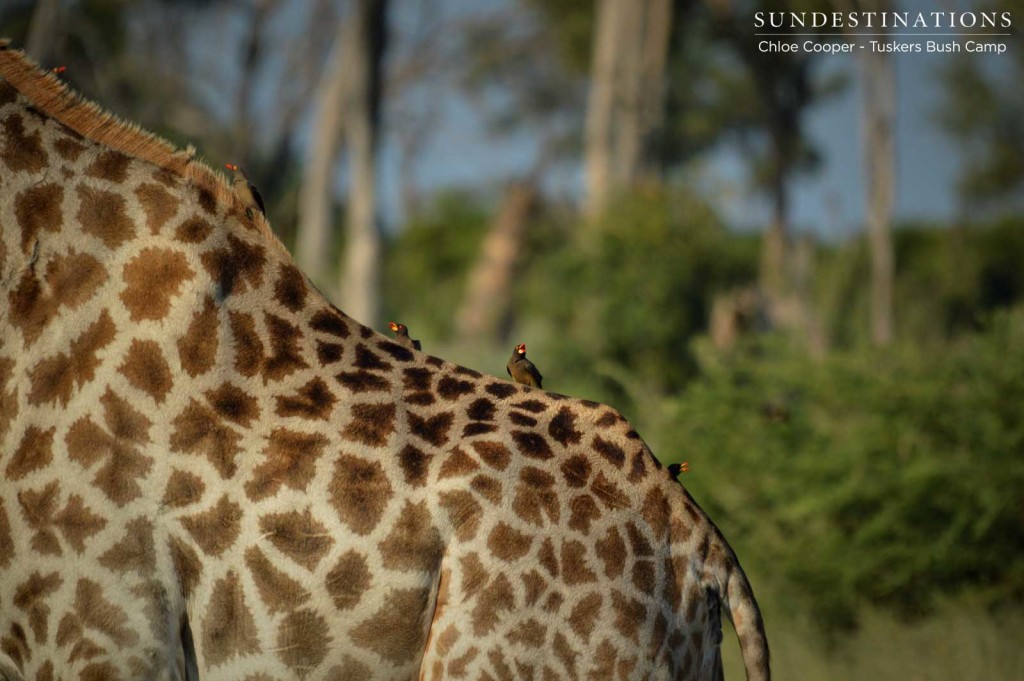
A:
0,42,768,681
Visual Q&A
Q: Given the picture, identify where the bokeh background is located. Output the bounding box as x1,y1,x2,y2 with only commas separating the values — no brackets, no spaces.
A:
3,0,1022,677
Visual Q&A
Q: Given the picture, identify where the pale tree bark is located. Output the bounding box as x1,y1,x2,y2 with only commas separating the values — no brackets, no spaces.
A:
338,0,388,326
455,182,539,343
25,0,61,64
295,21,350,286
585,0,673,216
861,33,896,346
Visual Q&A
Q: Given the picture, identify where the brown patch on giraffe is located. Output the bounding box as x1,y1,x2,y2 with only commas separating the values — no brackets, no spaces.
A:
1,114,46,172
398,444,432,487
14,571,62,644
377,340,414,363
98,517,155,574
201,234,266,297
341,402,396,446
641,485,671,540
487,522,532,561
202,570,261,667
513,399,547,414
204,382,259,427
438,446,479,479
467,397,496,422
448,646,481,677
589,639,617,678
553,631,579,679
169,535,201,598
626,521,654,557
511,430,553,460
438,490,483,542
43,250,107,311
406,391,435,406
179,494,242,557
522,569,546,607
512,466,560,527
14,182,62,253
568,494,601,535
276,609,331,676
0,81,16,104
150,167,179,187
228,310,264,377
17,481,62,555
537,538,558,578
595,526,627,579
177,297,219,377
119,339,173,403
169,399,243,478
274,263,308,312
259,508,333,572
120,247,194,321
471,574,516,637
0,621,30,669
472,440,510,470
628,448,650,482
309,308,351,338
53,494,106,553
561,540,598,585
632,559,656,593
611,590,646,644
316,340,343,364
507,618,546,648
135,182,177,234
596,410,624,428
162,468,205,508
325,549,371,612
8,270,55,347
463,422,497,437
485,381,517,399
402,367,432,391
245,546,311,614
350,586,432,665
77,184,135,249
568,592,602,643
409,410,454,447
353,343,391,372
174,216,214,243
275,377,336,420
54,136,86,160
0,504,14,569
378,500,443,572
437,376,474,401
246,429,328,501
591,471,630,511
0,358,16,442
510,412,537,427
85,149,131,182
195,186,218,215
336,369,391,393
28,309,115,406
5,425,55,480
548,407,583,447
330,455,393,535
471,474,503,505
455,365,483,379
560,455,591,489
591,435,626,468
74,578,139,646
263,313,308,382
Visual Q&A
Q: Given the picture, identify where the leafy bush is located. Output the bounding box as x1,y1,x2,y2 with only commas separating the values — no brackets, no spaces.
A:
670,310,1024,631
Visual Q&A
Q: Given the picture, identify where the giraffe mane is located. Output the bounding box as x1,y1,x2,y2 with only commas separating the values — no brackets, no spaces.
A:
0,39,281,247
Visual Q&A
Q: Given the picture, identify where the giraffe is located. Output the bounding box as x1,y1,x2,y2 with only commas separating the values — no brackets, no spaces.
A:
0,42,769,681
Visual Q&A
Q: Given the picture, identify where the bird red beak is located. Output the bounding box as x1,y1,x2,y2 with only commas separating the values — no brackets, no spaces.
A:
518,344,526,353
389,322,399,331
224,164,235,171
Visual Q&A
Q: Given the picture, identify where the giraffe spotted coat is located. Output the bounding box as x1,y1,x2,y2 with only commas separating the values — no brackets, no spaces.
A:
0,42,769,681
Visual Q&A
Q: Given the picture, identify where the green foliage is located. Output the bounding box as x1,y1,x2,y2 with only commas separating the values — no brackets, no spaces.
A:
382,190,490,341
518,190,758,407
672,311,1024,632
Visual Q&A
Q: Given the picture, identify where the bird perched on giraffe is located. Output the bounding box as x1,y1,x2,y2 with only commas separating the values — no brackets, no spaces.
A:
224,163,265,219
507,342,543,388
668,462,690,480
388,321,421,350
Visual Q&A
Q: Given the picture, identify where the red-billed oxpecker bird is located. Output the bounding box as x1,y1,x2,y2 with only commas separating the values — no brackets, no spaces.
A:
225,163,265,219
388,322,421,351
507,343,543,389
668,462,690,480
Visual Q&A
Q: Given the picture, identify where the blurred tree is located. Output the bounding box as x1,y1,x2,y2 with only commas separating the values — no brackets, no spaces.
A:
338,0,388,326
938,0,1024,211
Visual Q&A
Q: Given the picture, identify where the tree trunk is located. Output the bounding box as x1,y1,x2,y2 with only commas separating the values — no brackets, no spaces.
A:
861,37,896,346
455,182,539,343
25,0,61,64
637,0,673,181
583,0,622,217
338,0,388,326
295,21,349,286
760,164,789,300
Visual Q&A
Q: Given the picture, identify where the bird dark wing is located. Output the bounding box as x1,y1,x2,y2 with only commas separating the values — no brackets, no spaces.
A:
529,363,543,388
250,182,266,215
413,339,422,351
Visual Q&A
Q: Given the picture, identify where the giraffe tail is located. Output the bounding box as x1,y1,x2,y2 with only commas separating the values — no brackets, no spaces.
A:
714,536,770,681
